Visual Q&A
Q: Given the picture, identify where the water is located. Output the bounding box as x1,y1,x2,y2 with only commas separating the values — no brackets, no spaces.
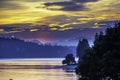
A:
0,58,76,80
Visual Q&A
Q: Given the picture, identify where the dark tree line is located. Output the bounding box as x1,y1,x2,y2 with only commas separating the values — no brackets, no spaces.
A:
76,22,120,80
0,37,76,58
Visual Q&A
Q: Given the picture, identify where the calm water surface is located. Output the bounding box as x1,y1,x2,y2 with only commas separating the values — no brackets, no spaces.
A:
0,58,77,80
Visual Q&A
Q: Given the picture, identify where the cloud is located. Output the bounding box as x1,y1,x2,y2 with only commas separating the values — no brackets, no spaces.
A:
0,14,111,32
1,26,102,46
61,4,88,11
0,0,27,10
44,1,87,11
0,0,41,2
43,0,99,11
22,0,67,2
0,23,33,34
0,25,25,33
35,15,100,29
45,2,75,6
44,2,88,11
0,26,25,34
74,0,98,3
0,21,116,45
22,0,42,2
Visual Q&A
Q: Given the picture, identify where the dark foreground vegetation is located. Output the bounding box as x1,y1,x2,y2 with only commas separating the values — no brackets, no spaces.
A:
62,54,76,65
76,22,120,80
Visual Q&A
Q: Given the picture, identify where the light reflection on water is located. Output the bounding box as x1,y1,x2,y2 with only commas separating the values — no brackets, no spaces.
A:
0,69,76,80
0,58,76,80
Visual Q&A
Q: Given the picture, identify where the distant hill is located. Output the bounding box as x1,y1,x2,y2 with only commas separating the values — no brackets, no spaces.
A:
31,40,42,45
0,37,76,58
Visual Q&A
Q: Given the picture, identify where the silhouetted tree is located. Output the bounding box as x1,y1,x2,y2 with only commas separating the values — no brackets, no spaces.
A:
76,21,120,80
76,39,90,61
62,54,76,65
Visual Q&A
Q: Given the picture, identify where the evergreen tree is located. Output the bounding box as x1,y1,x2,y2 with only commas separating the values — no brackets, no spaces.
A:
76,39,90,61
76,21,120,80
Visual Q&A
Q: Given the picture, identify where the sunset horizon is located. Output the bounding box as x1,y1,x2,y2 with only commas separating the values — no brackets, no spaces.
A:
0,0,120,80
0,0,120,46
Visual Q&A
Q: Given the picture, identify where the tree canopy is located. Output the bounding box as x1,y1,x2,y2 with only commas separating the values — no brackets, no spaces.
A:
62,54,76,65
76,39,90,61
76,21,120,80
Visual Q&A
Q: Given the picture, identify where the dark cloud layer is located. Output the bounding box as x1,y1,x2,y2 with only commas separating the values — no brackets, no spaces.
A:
62,4,88,11
44,0,98,11
0,21,115,46
44,2,87,11
0,20,116,46
45,2,75,6
0,26,100,40
74,0,98,3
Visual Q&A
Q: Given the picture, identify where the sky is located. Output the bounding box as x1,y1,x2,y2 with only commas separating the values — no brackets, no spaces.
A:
0,0,120,46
